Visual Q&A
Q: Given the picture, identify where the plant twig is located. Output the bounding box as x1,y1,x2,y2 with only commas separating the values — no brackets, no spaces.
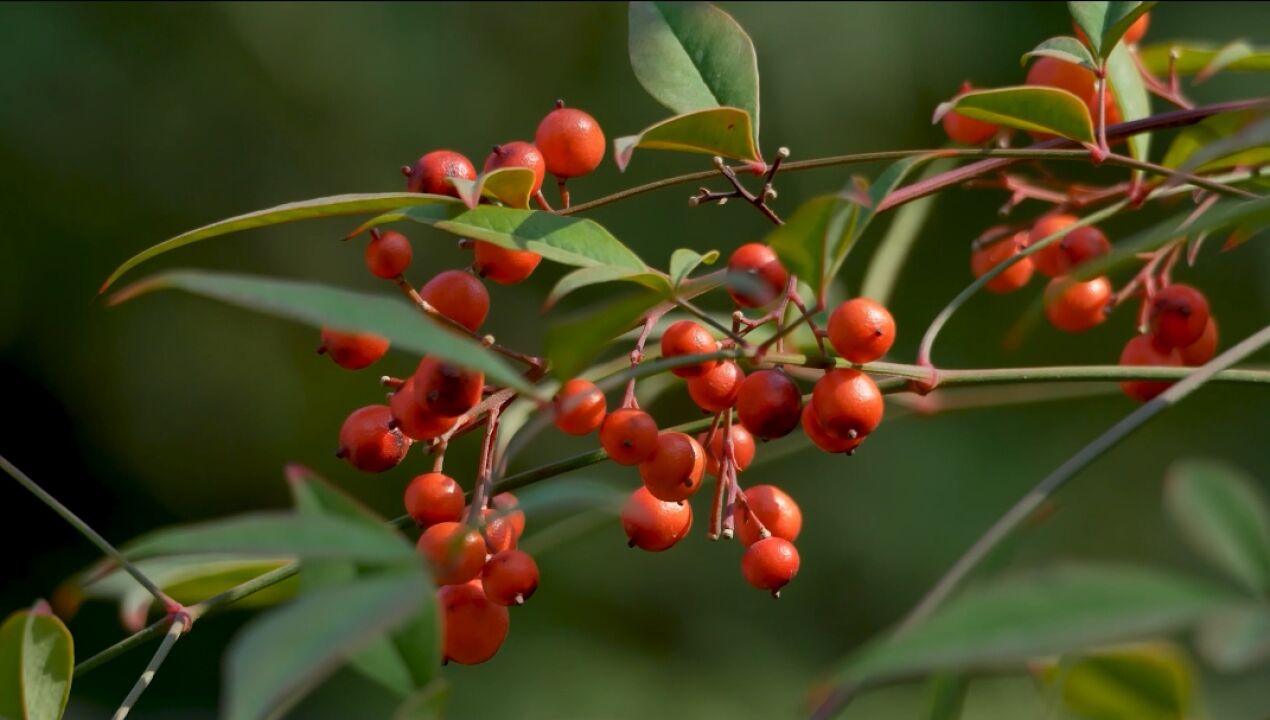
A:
393,275,546,370
111,612,188,720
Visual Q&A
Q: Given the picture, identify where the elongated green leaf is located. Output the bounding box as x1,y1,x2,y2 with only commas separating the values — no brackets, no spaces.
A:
614,107,760,171
629,1,760,140
449,167,536,210
545,290,663,380
545,266,668,310
1165,459,1270,594
669,248,719,288
1023,36,1097,70
840,564,1235,683
394,680,449,720
1038,643,1192,720
934,86,1095,143
1107,40,1151,169
0,605,73,720
1138,43,1270,75
925,673,968,720
1068,1,1157,59
860,158,955,305
1196,40,1258,83
100,193,460,293
224,572,428,720
1165,111,1270,174
110,270,535,396
1195,604,1270,672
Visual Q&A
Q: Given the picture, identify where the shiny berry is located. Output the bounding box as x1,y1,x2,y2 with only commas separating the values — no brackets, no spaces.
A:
827,298,896,364
492,493,526,541
1044,276,1112,333
1026,56,1097,116
639,432,706,503
390,378,457,441
473,241,542,285
600,408,659,465
337,405,409,473
1031,215,1110,277
699,424,756,477
1179,317,1218,366
365,230,413,279
420,270,489,332
734,485,802,547
942,82,1000,145
800,403,862,454
687,361,745,413
417,522,487,585
621,486,692,552
481,508,518,553
811,369,884,440
661,320,720,378
737,369,803,439
481,550,539,606
726,243,789,307
535,102,606,178
404,472,465,528
1119,334,1182,402
413,357,484,418
553,379,607,436
318,328,389,370
484,141,546,196
1150,284,1210,349
741,537,800,595
405,150,477,197
438,580,509,665
971,232,1033,294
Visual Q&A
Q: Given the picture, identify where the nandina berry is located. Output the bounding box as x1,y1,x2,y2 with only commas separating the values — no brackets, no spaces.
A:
699,424,756,476
492,493,526,540
535,102,606,179
734,484,802,547
1179,317,1218,366
405,150,477,197
1026,56,1097,116
417,522,487,585
1031,215,1111,277
404,472,465,528
413,357,484,418
800,403,862,454
365,230,413,279
621,486,692,552
827,298,896,364
661,320,720,378
971,232,1034,294
420,269,489,332
484,141,546,196
1043,276,1112,333
337,405,409,473
600,408,659,465
1120,334,1182,402
736,369,802,440
481,549,539,606
741,537,800,596
942,82,1000,145
390,378,457,441
473,241,542,285
639,431,706,503
811,369,884,440
318,328,390,370
553,378,607,436
1150,284,1210,349
481,493,526,553
687,361,745,413
726,243,789,307
438,580,509,665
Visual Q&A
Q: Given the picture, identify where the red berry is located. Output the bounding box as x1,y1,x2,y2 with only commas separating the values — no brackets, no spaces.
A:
1119,334,1182,402
438,580,509,665
535,104,606,179
827,298,896,364
686,361,745,413
1179,317,1218,366
971,232,1034,294
365,230,413,279
736,369,803,440
390,378,457,441
726,243,789,307
1043,276,1112,333
1031,215,1110,277
318,328,390,370
481,493,526,553
942,82,1000,145
404,472,465,528
417,522,487,586
473,241,542,285
800,403,862,454
481,550,539,606
337,405,409,473
492,493,526,540
553,378,607,436
734,485,802,547
1027,56,1097,116
811,369,884,440
661,320,720,378
741,537,800,595
621,486,692,552
639,432,706,503
600,408,659,465
405,150,477,197
1075,13,1149,46
413,357,484,418
484,141,546,196
420,270,489,332
1150,284,1210,349
699,424,756,477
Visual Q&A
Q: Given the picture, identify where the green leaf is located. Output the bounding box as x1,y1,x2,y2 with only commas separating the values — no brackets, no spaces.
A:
860,158,956,305
925,673,968,720
839,564,1236,683
109,270,536,396
934,86,1095,143
544,290,663,380
448,167,536,210
1106,40,1151,171
1164,458,1270,594
669,248,719,289
1039,642,1192,720
0,605,73,720
100,193,461,293
545,266,668,310
394,679,449,720
223,572,428,720
1195,604,1270,672
1138,42,1270,76
1068,1,1157,59
628,1,760,141
614,107,760,172
1164,111,1270,174
1195,40,1258,83
1023,36,1098,71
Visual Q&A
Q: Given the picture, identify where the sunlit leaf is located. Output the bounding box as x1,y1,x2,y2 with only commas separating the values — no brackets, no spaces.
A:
1138,42,1270,76
1068,1,1157,59
0,604,73,720
1023,36,1098,71
1165,458,1270,594
449,167,536,210
545,266,668,310
1196,40,1258,83
1107,40,1151,171
669,248,719,289
1036,642,1192,720
614,107,760,171
1164,111,1270,174
933,86,1095,143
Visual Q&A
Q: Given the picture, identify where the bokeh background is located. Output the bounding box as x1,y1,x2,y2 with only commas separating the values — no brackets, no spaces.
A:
2,2,1268,718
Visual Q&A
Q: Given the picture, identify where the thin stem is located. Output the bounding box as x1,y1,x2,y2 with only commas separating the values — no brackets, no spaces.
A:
466,404,501,524
393,275,545,370
675,297,746,344
111,613,187,720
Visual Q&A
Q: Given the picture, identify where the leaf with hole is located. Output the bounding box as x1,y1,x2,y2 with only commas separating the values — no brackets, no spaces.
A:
1164,458,1270,594
614,107,760,172
1036,642,1192,720
449,167,536,210
1068,1,1157,59
0,604,73,720
1023,36,1097,70
933,86,1095,143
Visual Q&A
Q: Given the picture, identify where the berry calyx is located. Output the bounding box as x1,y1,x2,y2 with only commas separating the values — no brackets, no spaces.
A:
736,369,803,440
942,82,1000,145
473,241,542,285
438,580,509,665
811,369,884,440
534,102,606,179
600,408,659,465
318,328,390,370
639,431,706,502
699,424,756,477
1150,284,1210,349
971,231,1034,294
1030,215,1110,277
337,405,409,473
481,550,540,606
365,230,413,279
827,298,896,364
741,537,800,596
726,243,789,308
413,357,484,418
420,269,490,332
553,378,607,436
389,378,457,441
405,150,477,197
1043,275,1112,333
734,484,802,547
484,141,546,196
660,320,720,378
1119,334,1182,402
800,403,862,454
686,361,745,413
404,472,465,528
417,522,487,585
621,486,692,552
1179,317,1218,366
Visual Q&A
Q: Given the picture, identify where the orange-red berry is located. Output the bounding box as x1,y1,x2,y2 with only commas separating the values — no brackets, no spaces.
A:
553,379,607,436
827,298,896,364
811,369,884,440
971,232,1034,294
337,405,409,473
390,378,457,441
535,103,606,178
1043,276,1112,333
741,537,800,595
365,230,413,279
404,472,465,528
734,484,802,547
417,522,487,586
600,408,659,465
726,243,789,308
1031,215,1110,277
484,141,546,196
639,431,706,503
413,357,484,418
1179,317,1218,366
621,486,692,552
699,424,756,476
318,328,390,370
405,150,477,197
473,241,542,285
687,361,745,413
481,493,526,554
481,550,540,606
1150,284,1210,349
942,82,1000,145
420,269,490,332
1026,56,1098,118
800,403,862,454
1119,334,1182,402
438,580,509,665
737,369,802,440
661,320,720,378
493,493,526,539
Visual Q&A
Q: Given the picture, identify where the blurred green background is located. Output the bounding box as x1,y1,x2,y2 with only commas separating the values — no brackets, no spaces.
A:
2,2,1268,718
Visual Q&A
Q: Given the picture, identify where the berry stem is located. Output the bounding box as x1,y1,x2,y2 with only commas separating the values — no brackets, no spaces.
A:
623,310,665,408
465,404,502,525
1131,46,1194,109
674,296,747,345
556,178,571,210
111,611,189,720
393,275,547,370
533,190,554,213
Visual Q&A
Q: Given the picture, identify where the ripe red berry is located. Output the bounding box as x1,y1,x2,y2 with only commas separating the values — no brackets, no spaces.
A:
420,269,490,332
1119,334,1182,402
699,424,756,476
337,405,409,473
481,550,540,606
1031,215,1110,277
1150,284,1210,349
737,369,803,440
318,328,390,370
390,378,457,441
800,403,862,454
481,493,526,553
405,150,477,197
492,493,526,540
661,320,720,378
1026,56,1097,117
687,361,745,413
365,230,413,279
811,369,884,440
1179,317,1218,366
413,357,484,418
942,82,1000,145
417,522,487,586
734,484,802,547
473,241,542,285
827,298,896,364
438,580,509,665
621,486,692,552
971,232,1034,294
639,432,706,503
726,243,789,307
535,103,606,179
553,378,607,436
600,408,659,465
1043,276,1112,333
404,472,465,528
484,141,546,196
741,537,800,596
